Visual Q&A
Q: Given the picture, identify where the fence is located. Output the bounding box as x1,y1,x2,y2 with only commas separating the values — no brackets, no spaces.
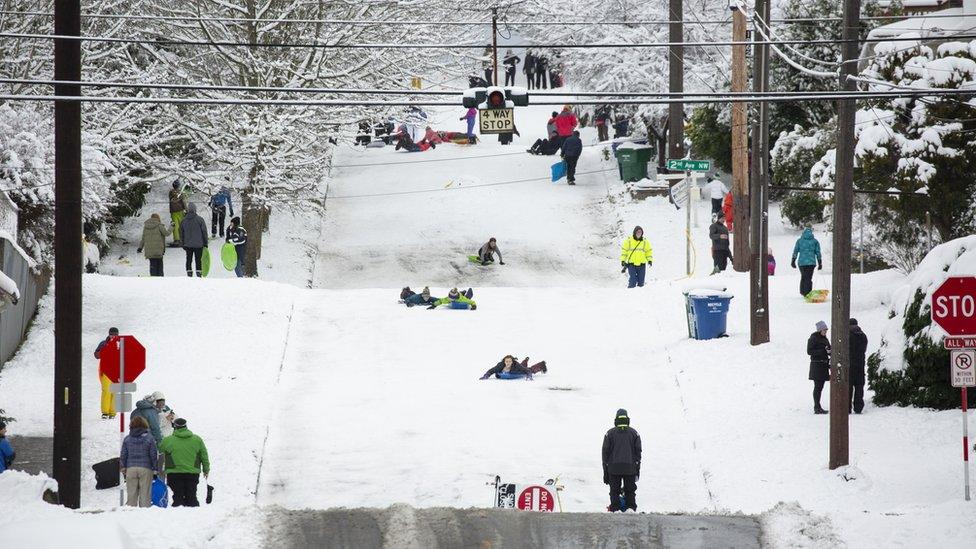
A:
0,237,49,367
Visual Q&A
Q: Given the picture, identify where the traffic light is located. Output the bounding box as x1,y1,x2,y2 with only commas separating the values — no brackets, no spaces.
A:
488,90,506,108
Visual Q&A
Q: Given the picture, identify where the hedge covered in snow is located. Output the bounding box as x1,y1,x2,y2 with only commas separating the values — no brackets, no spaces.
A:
869,236,976,409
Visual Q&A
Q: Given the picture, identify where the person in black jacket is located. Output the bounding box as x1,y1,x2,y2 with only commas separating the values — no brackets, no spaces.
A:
602,408,641,512
709,213,732,274
479,355,547,379
535,55,549,89
560,130,583,185
523,50,536,90
849,318,869,414
502,50,520,86
226,216,247,278
808,321,831,414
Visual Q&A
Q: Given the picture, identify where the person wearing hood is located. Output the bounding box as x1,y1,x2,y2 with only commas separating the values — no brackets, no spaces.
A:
226,216,248,278
709,212,732,274
120,415,158,507
602,409,641,512
429,288,477,310
554,106,578,139
480,355,547,380
560,130,583,185
791,227,822,297
169,180,187,246
478,237,504,265
159,418,210,507
808,321,831,414
137,213,172,277
0,421,15,474
179,203,209,277
130,393,165,444
502,49,520,86
208,186,234,238
620,226,653,288
849,318,869,414
401,286,439,307
94,327,120,419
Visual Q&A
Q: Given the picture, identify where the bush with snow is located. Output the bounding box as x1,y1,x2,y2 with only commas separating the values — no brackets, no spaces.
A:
868,236,976,409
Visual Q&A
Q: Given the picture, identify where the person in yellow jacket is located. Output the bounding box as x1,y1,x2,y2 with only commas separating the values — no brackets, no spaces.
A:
620,225,652,288
93,327,119,419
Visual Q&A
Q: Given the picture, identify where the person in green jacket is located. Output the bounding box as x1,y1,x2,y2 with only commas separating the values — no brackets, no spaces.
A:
159,418,210,507
791,227,823,297
137,213,171,276
428,287,477,310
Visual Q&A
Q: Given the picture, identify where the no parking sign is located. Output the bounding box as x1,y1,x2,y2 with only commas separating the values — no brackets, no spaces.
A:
951,350,976,388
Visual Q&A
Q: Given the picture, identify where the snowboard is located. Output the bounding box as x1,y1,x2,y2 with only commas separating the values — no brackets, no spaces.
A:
221,242,238,271
201,247,211,277
551,161,567,182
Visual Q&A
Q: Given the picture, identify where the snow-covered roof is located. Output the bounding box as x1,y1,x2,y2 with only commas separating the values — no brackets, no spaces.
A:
875,0,950,8
867,8,976,39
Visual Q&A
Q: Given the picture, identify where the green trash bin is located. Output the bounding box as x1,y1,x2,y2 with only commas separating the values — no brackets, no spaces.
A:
616,145,654,182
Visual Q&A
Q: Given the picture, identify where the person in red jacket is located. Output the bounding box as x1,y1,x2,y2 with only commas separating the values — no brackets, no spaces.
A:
722,192,734,231
554,106,578,137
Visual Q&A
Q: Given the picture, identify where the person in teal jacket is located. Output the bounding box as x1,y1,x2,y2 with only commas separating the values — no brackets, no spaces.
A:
791,228,822,297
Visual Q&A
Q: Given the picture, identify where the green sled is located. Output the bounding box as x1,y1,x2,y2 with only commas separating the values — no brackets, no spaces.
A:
221,242,238,271
201,247,211,277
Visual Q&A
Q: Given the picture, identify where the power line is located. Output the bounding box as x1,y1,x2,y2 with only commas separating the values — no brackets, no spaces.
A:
5,30,976,50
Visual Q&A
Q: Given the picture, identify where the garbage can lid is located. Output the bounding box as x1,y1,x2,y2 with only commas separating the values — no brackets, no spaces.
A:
680,281,727,294
686,288,734,299
617,142,654,150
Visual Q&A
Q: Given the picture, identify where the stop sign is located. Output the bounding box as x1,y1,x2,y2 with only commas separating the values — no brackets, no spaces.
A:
931,277,976,336
98,335,146,383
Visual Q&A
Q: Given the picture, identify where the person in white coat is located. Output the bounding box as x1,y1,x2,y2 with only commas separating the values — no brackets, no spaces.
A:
705,177,729,216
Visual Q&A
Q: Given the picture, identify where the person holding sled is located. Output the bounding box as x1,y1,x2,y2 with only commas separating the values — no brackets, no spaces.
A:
480,355,547,380
808,321,831,414
137,213,171,277
478,238,504,265
620,226,652,288
710,213,732,274
602,408,641,512
791,228,822,297
226,216,247,278
428,288,477,310
560,130,583,185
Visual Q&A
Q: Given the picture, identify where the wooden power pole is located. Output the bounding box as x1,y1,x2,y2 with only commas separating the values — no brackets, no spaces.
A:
491,8,499,85
53,0,83,509
829,0,861,470
732,6,751,272
749,0,771,345
668,0,684,161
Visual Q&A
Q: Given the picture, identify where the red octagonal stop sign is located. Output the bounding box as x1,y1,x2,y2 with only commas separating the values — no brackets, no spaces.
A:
931,277,976,336
98,335,146,383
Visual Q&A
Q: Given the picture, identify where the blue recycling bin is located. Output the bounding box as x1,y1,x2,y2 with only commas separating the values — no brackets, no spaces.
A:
684,290,733,340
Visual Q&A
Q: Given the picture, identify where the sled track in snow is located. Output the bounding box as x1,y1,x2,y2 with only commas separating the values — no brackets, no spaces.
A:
262,505,762,549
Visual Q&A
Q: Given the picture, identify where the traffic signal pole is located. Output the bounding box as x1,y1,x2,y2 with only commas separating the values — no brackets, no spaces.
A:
829,0,861,470
750,0,770,345
491,8,499,86
668,0,684,160
52,0,83,509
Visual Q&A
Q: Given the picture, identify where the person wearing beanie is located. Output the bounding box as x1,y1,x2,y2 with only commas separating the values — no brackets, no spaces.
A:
169,180,187,246
137,213,171,277
402,286,439,307
849,318,869,414
602,408,642,512
0,420,15,474
620,226,653,288
225,216,248,278
93,327,120,419
429,287,477,310
159,418,210,507
179,203,209,277
808,321,831,414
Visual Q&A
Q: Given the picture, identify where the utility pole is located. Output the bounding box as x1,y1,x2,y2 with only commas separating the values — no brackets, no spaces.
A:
53,0,83,509
668,0,684,161
491,7,499,86
749,0,770,345
732,7,751,272
829,0,861,470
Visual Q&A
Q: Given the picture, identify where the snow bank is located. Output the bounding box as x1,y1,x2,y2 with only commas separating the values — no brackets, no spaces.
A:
0,469,57,504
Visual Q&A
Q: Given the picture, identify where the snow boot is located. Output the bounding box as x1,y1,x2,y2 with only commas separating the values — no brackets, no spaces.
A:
814,405,828,414
430,142,436,149
529,361,547,374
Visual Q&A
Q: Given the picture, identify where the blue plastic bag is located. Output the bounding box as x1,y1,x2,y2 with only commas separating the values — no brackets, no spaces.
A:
551,161,567,182
151,476,168,508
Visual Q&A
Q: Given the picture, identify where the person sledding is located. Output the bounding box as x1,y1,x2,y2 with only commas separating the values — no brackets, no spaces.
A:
399,286,439,307
480,355,547,380
477,237,504,265
428,287,476,310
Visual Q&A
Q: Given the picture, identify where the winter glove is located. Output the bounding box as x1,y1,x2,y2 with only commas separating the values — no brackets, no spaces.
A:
818,262,823,270
427,304,437,310
480,374,491,380
603,468,609,485
470,304,478,310
648,261,652,267
621,261,627,268
459,117,465,121
136,248,142,253
790,258,797,269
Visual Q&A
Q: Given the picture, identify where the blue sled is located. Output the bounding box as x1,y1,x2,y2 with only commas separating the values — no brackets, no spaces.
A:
497,372,531,380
